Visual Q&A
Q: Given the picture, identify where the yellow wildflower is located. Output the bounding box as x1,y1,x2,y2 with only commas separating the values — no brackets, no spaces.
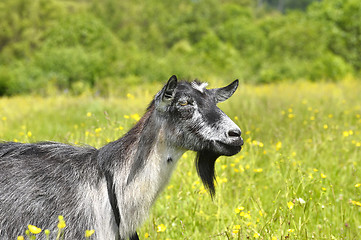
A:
127,93,135,99
157,224,166,232
28,225,42,234
27,131,32,137
219,177,227,183
287,201,294,210
288,229,295,233
235,206,245,214
144,232,150,238
17,236,24,240
253,168,263,173
253,232,260,238
232,225,241,234
58,215,66,229
58,221,66,229
131,114,141,121
276,141,282,151
355,183,361,188
44,229,50,236
351,200,361,207
86,112,92,117
85,229,95,238
321,173,327,179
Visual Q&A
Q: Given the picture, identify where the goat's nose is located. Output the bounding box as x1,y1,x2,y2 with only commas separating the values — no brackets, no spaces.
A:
228,129,243,146
228,129,241,138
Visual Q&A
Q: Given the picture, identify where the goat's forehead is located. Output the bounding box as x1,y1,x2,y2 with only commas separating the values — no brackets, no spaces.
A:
191,81,208,93
176,81,210,96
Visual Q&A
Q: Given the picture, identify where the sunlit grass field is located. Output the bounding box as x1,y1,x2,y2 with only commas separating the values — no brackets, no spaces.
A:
0,80,360,239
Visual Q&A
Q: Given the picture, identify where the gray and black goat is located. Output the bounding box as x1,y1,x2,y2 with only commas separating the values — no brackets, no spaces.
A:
0,75,243,239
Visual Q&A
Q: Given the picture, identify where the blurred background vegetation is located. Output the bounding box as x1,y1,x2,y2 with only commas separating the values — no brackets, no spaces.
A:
0,0,360,96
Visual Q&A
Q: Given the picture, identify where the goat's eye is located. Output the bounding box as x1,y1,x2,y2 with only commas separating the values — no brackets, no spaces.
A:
179,100,188,106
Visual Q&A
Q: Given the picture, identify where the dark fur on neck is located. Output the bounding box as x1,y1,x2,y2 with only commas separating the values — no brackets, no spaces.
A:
195,151,220,198
126,103,159,184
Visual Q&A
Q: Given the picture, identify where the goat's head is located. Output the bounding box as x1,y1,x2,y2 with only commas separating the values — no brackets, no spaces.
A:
154,75,243,197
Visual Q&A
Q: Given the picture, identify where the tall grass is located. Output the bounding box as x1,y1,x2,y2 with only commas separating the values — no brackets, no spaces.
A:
0,80,360,239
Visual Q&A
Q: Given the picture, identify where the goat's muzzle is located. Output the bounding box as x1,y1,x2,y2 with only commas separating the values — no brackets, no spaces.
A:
213,129,243,156
228,129,244,146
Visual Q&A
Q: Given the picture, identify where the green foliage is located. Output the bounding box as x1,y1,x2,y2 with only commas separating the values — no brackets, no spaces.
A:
0,0,360,96
0,0,65,63
308,0,361,71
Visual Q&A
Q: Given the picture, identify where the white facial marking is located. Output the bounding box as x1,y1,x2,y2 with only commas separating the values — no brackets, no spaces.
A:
191,81,208,93
192,108,240,144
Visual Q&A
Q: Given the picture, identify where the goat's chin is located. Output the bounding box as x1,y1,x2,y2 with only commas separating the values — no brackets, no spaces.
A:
213,140,242,156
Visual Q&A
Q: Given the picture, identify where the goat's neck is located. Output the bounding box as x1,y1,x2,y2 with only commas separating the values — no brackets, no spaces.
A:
111,111,185,237
127,113,185,196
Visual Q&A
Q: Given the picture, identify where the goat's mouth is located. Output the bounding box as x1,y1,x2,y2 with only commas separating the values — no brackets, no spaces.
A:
213,139,243,156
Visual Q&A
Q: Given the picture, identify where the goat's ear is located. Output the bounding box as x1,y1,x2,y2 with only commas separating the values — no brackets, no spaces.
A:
211,79,239,103
162,75,177,101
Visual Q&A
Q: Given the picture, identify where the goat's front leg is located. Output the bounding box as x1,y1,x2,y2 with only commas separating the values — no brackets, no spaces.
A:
120,232,139,240
130,232,139,240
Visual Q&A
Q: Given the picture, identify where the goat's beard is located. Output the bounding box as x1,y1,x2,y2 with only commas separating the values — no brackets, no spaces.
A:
195,151,220,198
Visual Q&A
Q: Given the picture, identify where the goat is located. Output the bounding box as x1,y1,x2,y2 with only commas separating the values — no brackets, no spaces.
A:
0,75,243,239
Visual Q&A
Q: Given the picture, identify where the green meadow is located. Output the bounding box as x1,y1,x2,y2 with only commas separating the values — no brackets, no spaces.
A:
0,79,360,239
